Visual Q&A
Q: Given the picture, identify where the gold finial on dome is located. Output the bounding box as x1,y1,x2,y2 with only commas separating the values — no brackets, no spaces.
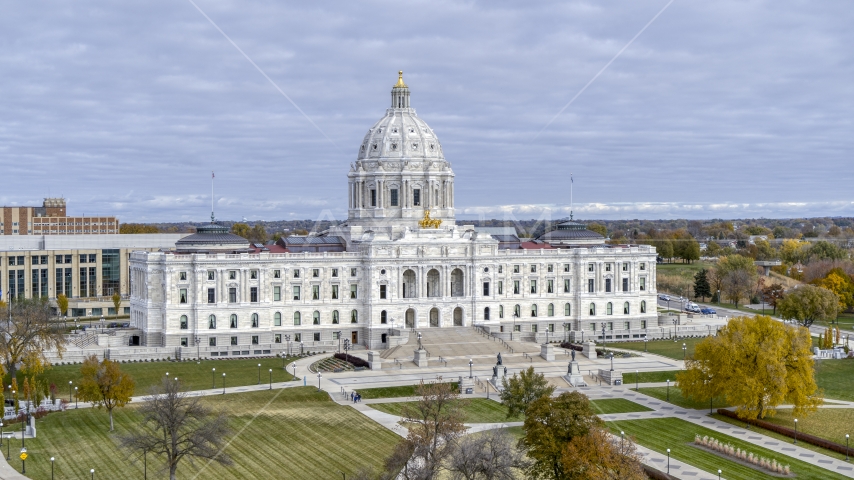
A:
394,70,407,88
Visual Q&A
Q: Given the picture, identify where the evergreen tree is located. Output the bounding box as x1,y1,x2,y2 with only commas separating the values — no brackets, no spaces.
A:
694,268,712,301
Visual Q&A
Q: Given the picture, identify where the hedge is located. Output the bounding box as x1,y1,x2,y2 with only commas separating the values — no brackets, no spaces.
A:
559,342,583,351
642,464,677,480
717,408,852,455
333,353,370,369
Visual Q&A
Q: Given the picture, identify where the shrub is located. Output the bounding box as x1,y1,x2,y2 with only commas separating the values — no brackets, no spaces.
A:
333,353,369,369
559,342,583,351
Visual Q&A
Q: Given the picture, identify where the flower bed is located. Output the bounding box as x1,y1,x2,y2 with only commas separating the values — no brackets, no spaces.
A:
694,434,791,475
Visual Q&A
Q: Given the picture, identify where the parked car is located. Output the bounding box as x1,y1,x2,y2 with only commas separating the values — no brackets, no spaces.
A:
659,294,671,301
700,307,717,315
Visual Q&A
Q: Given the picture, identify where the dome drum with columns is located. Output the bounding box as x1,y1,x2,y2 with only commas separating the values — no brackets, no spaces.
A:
347,72,455,233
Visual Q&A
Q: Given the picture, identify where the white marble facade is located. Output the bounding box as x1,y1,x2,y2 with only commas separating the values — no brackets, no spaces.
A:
129,73,657,352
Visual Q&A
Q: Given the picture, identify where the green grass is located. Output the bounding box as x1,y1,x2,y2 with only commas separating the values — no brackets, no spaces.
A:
656,262,715,278
604,337,709,360
629,370,682,384
637,386,729,411
711,411,851,462
9,357,299,396
371,398,523,423
589,398,652,414
815,358,854,402
355,383,458,399
21,387,399,480
607,417,849,480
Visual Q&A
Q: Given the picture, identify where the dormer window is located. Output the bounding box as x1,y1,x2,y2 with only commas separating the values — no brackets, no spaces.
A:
409,128,415,133
411,143,418,150
392,128,398,133
429,144,435,151
391,143,398,150
372,144,378,150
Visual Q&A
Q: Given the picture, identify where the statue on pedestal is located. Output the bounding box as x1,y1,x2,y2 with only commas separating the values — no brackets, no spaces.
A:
503,366,508,377
492,365,498,378
571,349,576,362
497,352,503,365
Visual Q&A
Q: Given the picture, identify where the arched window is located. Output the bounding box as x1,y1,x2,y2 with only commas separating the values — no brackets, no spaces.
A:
564,303,571,316
180,315,188,329
514,304,521,317
332,310,339,324
499,305,504,318
531,304,538,317
293,312,301,326
589,303,596,315
274,312,282,326
351,310,358,323
623,302,630,315
484,307,490,320
640,301,646,313
548,304,554,316
208,314,216,329
313,311,320,325
381,310,388,324
230,314,238,328
606,303,613,315
251,313,259,328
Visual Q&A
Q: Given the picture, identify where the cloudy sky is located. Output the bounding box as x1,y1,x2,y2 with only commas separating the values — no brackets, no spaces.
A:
1,0,852,223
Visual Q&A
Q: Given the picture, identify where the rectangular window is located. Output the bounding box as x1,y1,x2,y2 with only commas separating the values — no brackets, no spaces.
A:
530,280,537,294
179,288,188,304
180,337,188,347
209,338,217,347
273,286,281,301
294,269,301,278
293,286,301,301
312,269,319,278
605,279,611,293
179,271,187,281
229,271,237,280
547,264,553,273
514,325,521,332
350,284,358,299
547,280,554,293
588,263,594,272
640,263,646,271
332,268,338,277
641,320,647,329
207,288,215,304
530,265,537,273
333,331,340,340
390,189,399,206
564,279,570,293
313,332,320,342
371,189,377,207
608,322,613,331
622,278,629,292
294,333,301,342
513,280,520,294
624,321,630,330
639,278,646,291
588,279,594,293
605,263,611,272
548,323,555,332
64,254,72,264
231,336,238,346
413,189,421,206
497,281,503,295
55,255,63,264
250,287,258,303
332,284,339,299
275,334,282,343
380,284,387,299
79,254,87,264
531,324,538,332
312,285,320,300
482,282,490,296
250,270,258,279
229,288,237,303
252,335,259,345
92,308,102,316
208,270,215,280
590,323,596,330
498,265,503,274
622,263,629,272
88,254,97,263
274,270,281,279
351,268,357,277
513,265,520,274
180,317,188,329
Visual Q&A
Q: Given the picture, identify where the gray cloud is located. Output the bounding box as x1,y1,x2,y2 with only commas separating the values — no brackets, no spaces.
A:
0,0,851,222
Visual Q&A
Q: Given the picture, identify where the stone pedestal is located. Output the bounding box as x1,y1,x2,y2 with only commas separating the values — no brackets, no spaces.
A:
564,361,586,387
367,351,381,370
540,343,555,361
582,341,597,359
414,349,429,367
459,376,475,394
489,375,505,391
598,369,623,386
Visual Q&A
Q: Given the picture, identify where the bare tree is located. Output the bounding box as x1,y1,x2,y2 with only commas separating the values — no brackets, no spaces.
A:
722,269,755,308
120,378,232,480
0,298,66,379
446,428,528,480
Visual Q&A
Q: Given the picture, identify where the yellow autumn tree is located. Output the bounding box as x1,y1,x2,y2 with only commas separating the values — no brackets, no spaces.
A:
677,315,822,420
812,268,854,311
78,355,136,431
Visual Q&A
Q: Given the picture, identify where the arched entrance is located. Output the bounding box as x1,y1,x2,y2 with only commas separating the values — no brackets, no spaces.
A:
403,270,417,298
453,307,463,326
429,308,440,327
426,269,441,297
405,308,415,328
450,268,464,297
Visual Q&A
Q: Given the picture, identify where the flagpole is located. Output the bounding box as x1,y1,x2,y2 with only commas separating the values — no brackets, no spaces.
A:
570,173,573,221
211,171,215,223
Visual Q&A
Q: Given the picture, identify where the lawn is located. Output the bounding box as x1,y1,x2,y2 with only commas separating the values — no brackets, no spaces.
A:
604,337,709,360
20,387,399,480
656,262,715,279
607,417,848,480
589,398,652,415
629,370,682,384
370,398,523,423
711,410,852,462
637,386,729,411
815,358,854,402
8,356,299,397
355,383,458,400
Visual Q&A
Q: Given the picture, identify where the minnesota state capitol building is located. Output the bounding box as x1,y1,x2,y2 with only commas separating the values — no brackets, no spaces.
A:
129,73,658,356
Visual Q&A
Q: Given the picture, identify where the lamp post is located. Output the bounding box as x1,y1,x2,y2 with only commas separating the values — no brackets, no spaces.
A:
563,322,570,343
195,336,200,360
635,370,639,391
68,381,73,402
620,431,624,453
512,312,518,341
644,335,648,352
284,334,291,358
794,418,798,444
718,469,721,480
257,364,262,385
51,456,54,480
20,447,26,474
609,352,614,372
212,368,216,388
300,341,304,355
292,363,297,380
682,343,687,362
666,448,670,474
717,289,720,305
222,373,226,395
672,318,677,340
269,369,273,390
91,468,95,480
337,331,342,353
74,387,78,409
666,379,670,402
468,359,473,379
317,372,322,392
601,322,607,351
845,433,849,461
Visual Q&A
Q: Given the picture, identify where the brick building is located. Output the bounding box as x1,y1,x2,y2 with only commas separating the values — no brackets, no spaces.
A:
1,198,119,235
